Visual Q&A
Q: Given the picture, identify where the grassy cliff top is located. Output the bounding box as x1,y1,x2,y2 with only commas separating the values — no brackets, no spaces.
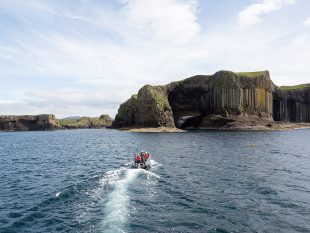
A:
236,71,269,77
166,70,269,87
165,70,273,91
57,117,97,126
57,116,112,127
279,83,310,90
143,85,170,110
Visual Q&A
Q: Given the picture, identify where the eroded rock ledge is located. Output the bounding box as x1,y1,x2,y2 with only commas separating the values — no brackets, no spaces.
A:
112,70,310,130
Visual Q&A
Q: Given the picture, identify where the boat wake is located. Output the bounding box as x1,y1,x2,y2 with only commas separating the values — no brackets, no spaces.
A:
100,160,160,233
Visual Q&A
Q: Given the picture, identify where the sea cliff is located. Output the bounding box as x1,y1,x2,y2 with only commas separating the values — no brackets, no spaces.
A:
0,114,60,131
112,70,310,130
273,85,310,122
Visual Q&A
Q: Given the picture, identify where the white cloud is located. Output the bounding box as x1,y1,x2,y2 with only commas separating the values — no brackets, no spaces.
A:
0,89,124,117
1,0,310,118
121,0,201,44
303,17,310,27
0,101,117,118
238,0,295,29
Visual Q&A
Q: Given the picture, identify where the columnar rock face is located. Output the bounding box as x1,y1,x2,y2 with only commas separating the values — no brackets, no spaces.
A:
273,85,310,122
0,114,60,131
167,71,274,123
112,70,275,128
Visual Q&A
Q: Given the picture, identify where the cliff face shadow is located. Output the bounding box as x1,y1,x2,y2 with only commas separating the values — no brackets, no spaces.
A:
273,88,310,122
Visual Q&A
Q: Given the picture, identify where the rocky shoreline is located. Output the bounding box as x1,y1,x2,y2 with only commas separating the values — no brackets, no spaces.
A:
1,117,310,132
121,127,184,132
120,122,310,132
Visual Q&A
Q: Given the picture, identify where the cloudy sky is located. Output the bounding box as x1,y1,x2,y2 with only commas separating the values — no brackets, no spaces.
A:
0,0,309,118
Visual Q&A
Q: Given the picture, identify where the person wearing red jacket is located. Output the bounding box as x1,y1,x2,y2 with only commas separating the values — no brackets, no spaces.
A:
145,152,149,161
135,153,141,163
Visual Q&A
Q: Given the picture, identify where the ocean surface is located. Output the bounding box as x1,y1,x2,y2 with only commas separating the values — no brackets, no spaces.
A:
1,129,310,233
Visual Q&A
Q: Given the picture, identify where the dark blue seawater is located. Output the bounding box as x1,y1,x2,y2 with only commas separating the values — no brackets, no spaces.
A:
1,129,310,233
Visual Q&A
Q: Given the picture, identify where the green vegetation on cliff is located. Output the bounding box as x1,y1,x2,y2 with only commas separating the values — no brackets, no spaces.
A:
167,71,272,90
145,86,170,111
57,115,112,129
210,71,240,88
279,84,310,90
112,85,174,128
115,94,138,120
237,71,268,77
112,94,138,127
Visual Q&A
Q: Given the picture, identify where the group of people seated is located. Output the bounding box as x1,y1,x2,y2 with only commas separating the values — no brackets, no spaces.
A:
135,150,150,163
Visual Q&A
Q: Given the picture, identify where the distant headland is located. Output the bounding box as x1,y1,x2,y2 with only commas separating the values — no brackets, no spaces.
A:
1,70,309,132
112,70,310,131
0,114,112,131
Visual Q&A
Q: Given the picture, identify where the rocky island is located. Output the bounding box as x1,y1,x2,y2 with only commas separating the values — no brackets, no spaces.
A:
0,114,112,131
112,70,310,131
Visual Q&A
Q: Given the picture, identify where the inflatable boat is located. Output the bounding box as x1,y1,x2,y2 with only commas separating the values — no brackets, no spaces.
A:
132,154,151,169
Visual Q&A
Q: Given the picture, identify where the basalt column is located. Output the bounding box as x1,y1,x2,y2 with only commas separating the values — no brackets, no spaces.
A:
273,87,310,122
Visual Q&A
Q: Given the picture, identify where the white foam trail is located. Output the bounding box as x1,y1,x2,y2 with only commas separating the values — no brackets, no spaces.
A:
101,167,126,187
149,159,161,168
55,192,61,197
101,169,140,233
141,169,160,179
100,160,161,232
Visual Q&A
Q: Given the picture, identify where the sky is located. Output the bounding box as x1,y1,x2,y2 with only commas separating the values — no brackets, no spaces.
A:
0,0,310,118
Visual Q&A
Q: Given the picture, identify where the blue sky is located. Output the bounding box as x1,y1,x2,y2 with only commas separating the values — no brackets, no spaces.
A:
0,0,310,117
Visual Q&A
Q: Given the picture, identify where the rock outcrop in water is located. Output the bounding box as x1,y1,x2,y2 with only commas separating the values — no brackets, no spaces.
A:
112,71,275,128
112,70,310,129
112,86,174,128
0,114,60,131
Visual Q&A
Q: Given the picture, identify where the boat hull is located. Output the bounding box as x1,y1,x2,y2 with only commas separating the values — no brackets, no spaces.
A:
132,155,151,169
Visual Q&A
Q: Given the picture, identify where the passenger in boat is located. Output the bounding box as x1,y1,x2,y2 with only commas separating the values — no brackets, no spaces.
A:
145,151,149,161
135,153,141,163
140,150,145,163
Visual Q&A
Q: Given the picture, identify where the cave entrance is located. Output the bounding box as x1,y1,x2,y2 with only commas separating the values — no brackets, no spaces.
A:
176,115,203,129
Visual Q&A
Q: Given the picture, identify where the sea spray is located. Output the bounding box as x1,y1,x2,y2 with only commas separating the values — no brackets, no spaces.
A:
141,169,160,179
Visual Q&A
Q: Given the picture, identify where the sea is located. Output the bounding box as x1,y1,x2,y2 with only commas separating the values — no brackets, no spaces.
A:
0,129,310,233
